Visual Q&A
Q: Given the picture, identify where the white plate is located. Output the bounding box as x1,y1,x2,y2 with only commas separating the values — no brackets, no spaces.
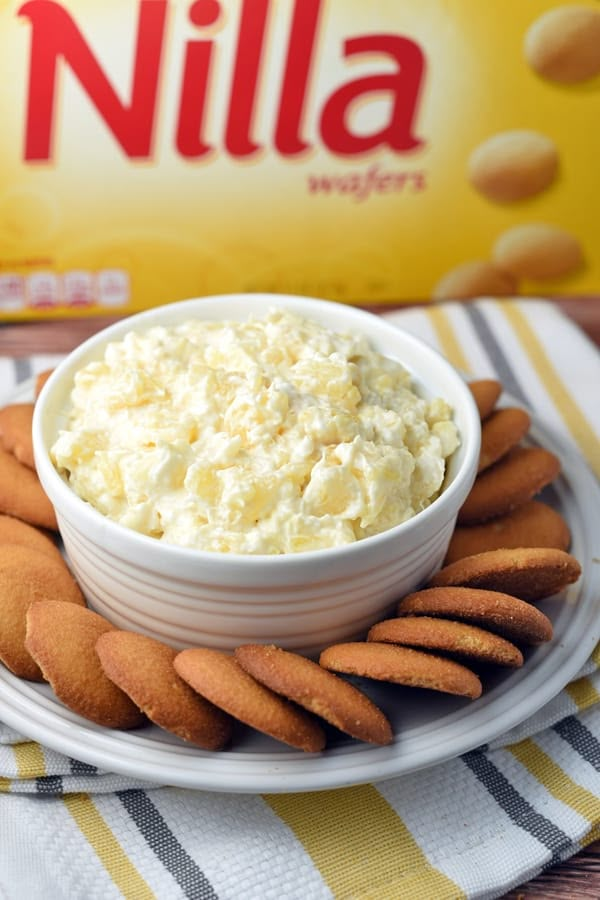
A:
1,379,599,793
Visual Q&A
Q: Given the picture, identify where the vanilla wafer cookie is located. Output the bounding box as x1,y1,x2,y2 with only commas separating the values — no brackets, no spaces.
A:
0,447,57,530
235,643,392,745
397,587,553,645
444,500,570,564
35,369,54,400
319,642,482,699
0,403,35,469
468,379,502,420
25,601,144,728
429,547,581,602
0,513,62,562
97,631,233,749
368,616,523,667
0,545,84,680
175,648,326,752
478,407,530,472
458,446,560,524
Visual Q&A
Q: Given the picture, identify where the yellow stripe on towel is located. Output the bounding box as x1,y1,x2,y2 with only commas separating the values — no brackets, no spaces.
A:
565,677,600,711
510,739,600,825
500,304,600,479
426,306,473,374
64,793,155,899
590,642,600,669
265,785,464,899
12,741,46,779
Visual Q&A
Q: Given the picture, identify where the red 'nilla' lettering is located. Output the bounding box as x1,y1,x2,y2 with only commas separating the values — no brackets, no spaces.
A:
176,0,222,158
320,35,425,155
274,0,322,157
19,0,426,163
20,0,167,161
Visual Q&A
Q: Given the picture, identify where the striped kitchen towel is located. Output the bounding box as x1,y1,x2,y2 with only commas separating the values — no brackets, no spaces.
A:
0,297,599,900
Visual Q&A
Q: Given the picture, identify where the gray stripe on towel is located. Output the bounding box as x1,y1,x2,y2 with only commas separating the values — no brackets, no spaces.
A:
36,775,63,795
70,758,99,777
553,716,600,771
464,303,561,507
14,358,33,386
462,751,572,866
117,789,219,900
464,305,527,404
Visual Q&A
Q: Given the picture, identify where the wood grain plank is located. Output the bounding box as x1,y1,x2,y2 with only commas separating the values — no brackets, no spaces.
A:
504,839,600,898
1,297,599,354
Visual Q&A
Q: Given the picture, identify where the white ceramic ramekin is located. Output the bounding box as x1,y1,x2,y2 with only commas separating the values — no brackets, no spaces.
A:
33,294,480,655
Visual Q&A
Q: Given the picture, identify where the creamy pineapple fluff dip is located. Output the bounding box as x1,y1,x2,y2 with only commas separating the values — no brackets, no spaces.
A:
51,310,459,554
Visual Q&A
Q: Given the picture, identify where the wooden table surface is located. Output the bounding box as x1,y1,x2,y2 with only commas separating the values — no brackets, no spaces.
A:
1,295,599,899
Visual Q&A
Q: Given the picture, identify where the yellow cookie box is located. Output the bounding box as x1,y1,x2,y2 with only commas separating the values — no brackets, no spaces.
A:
0,0,599,318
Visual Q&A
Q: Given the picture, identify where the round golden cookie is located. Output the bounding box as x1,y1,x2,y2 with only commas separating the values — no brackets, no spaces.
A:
467,130,558,203
0,403,35,470
319,642,482,699
432,261,517,301
0,447,57,530
524,5,600,84
368,616,523,668
429,547,581,602
174,648,326,752
0,513,63,562
25,601,145,729
468,379,502,421
0,544,85,680
444,500,571,565
478,407,531,472
397,586,553,645
458,446,561,524
96,631,233,750
235,644,392,746
492,224,583,281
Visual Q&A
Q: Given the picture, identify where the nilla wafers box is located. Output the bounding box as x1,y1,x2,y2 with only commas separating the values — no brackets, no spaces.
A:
1,0,599,318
